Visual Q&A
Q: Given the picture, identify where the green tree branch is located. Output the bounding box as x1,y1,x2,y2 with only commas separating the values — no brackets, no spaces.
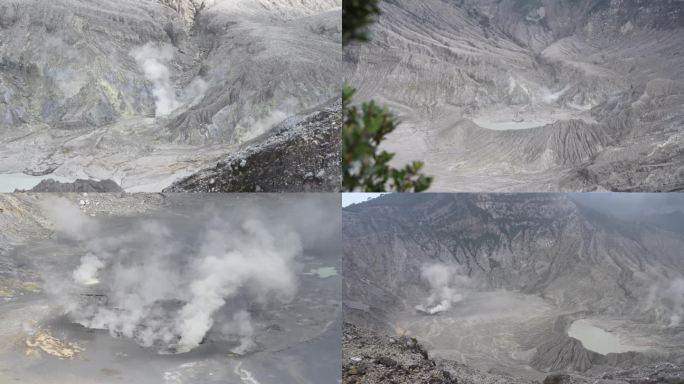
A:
342,85,432,192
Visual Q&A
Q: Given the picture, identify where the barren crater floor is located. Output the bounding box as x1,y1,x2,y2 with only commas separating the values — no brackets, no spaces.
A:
345,0,684,191
342,194,684,383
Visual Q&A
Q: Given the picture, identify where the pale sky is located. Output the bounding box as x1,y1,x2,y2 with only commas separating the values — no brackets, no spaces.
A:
341,193,386,207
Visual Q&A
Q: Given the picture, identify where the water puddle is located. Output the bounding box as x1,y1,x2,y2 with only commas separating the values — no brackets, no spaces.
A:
304,267,338,279
0,173,73,192
567,319,651,355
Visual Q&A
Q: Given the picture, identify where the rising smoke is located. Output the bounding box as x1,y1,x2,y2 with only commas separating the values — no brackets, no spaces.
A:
219,310,255,355
130,43,180,116
130,43,208,116
183,77,209,105
232,109,289,142
542,84,571,104
646,278,684,327
415,263,469,315
40,197,99,241
72,254,105,286
41,196,316,354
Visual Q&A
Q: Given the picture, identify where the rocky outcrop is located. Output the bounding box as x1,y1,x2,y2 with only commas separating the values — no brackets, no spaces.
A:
532,335,599,372
543,363,684,384
560,145,684,192
158,0,206,26
164,103,341,192
20,179,124,193
343,323,534,384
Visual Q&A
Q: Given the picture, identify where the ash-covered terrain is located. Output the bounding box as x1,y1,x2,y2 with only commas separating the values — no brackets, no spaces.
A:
345,0,684,192
342,193,684,383
0,193,341,383
0,0,341,192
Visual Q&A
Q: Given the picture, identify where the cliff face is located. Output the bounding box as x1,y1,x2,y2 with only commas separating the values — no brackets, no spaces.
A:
479,0,684,51
345,0,684,191
343,323,535,384
343,323,684,384
344,194,684,317
0,0,340,140
158,0,206,26
165,103,341,192
343,194,684,379
0,0,341,191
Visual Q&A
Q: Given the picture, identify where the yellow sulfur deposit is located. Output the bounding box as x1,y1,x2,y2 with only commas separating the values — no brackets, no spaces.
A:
25,329,82,360
0,278,42,298
17,282,41,293
0,286,13,297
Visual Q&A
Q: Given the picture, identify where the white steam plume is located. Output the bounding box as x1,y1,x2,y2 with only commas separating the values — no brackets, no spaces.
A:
220,310,255,355
174,217,299,352
44,198,305,354
182,77,209,105
541,84,571,104
233,110,289,142
130,43,209,116
644,277,684,327
130,43,181,116
72,254,105,286
39,197,99,241
415,263,468,315
663,278,684,327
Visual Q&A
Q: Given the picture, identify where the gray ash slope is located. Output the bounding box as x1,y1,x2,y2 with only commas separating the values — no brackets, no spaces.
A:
342,193,684,383
0,0,341,191
165,101,341,192
345,0,684,192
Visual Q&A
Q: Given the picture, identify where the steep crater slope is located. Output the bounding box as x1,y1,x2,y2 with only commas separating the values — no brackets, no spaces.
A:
165,102,341,192
345,0,684,191
0,0,341,191
343,194,684,382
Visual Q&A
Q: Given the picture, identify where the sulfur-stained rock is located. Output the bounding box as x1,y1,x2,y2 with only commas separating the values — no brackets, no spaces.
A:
25,329,82,360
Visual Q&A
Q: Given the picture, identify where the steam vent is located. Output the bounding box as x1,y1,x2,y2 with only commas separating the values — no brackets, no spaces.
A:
2,0,684,383
340,0,684,382
0,193,342,383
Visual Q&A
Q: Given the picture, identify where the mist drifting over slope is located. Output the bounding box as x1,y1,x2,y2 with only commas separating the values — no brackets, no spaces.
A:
0,194,341,383
39,195,336,355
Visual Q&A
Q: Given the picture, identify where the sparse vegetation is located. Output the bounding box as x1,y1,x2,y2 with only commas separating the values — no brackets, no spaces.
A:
343,0,382,45
342,0,433,192
343,85,432,192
